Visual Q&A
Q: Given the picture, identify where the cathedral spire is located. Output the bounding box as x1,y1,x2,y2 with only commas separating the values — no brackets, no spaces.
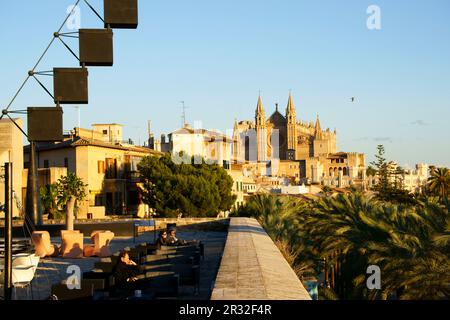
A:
255,94,267,162
315,114,323,139
256,95,265,114
287,92,295,112
255,95,266,127
286,92,296,124
286,92,297,152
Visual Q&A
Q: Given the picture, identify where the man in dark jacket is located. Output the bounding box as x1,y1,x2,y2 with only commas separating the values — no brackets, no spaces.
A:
113,250,141,285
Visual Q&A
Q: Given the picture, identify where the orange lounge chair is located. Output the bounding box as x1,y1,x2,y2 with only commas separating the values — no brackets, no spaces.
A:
60,230,84,259
84,231,115,257
31,231,58,258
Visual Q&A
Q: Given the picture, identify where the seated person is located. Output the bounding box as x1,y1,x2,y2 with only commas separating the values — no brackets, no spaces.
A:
166,228,188,246
113,250,142,285
156,230,169,248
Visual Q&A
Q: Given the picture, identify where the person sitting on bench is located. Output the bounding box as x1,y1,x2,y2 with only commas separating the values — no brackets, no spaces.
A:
113,250,141,284
156,230,169,248
167,228,188,246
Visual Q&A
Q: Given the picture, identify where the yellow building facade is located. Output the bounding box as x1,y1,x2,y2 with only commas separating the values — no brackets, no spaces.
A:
24,124,162,219
0,118,24,218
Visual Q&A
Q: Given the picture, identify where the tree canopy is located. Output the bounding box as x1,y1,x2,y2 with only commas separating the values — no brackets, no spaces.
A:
370,145,416,204
56,173,87,210
428,167,450,201
237,193,450,300
138,153,236,217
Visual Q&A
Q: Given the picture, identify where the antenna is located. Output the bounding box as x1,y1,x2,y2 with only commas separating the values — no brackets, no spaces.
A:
147,120,152,138
66,105,80,132
180,101,190,127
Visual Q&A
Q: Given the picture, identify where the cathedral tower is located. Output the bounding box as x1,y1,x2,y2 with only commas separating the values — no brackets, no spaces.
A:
286,93,297,160
255,95,267,162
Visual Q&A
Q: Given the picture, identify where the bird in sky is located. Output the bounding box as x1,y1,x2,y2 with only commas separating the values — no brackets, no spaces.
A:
350,97,356,103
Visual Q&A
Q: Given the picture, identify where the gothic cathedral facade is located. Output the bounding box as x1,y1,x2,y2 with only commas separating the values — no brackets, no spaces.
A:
233,94,366,186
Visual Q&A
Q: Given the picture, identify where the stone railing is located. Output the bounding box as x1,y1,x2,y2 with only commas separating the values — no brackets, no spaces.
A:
211,217,311,300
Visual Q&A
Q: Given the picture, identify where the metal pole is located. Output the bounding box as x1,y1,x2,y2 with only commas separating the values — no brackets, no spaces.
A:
25,141,41,228
4,163,13,300
75,106,80,129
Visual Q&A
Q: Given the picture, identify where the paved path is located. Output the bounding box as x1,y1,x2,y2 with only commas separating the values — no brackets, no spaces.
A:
211,218,311,300
9,230,227,300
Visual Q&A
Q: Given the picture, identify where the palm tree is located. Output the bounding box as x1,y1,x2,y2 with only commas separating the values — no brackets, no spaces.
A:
304,193,393,298
239,192,450,300
428,167,450,201
363,199,450,299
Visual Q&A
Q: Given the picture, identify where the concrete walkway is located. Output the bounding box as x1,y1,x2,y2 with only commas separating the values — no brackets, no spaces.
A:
211,218,311,300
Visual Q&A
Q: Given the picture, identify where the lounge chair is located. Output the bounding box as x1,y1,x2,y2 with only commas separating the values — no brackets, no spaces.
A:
84,231,115,257
31,231,58,258
60,230,84,259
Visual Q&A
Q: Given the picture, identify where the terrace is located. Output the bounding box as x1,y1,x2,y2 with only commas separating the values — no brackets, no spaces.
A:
1,218,311,300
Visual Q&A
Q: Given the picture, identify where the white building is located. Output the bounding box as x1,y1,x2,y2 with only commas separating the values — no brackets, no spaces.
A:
367,163,429,194
402,163,429,193
168,124,233,167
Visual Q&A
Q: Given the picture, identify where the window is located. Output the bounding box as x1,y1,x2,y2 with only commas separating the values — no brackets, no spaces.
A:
43,160,49,168
98,160,105,174
105,158,117,179
95,195,103,206
102,130,108,135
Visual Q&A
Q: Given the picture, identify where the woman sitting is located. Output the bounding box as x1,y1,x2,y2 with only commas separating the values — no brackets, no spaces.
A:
156,230,169,248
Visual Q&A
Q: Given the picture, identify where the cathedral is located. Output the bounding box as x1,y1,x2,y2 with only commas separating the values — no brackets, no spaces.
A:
233,94,366,186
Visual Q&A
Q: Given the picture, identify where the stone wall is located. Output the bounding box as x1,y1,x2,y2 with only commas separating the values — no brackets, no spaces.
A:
211,217,311,300
1,217,229,232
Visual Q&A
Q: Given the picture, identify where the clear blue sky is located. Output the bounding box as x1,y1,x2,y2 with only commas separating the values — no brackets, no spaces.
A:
1,0,449,167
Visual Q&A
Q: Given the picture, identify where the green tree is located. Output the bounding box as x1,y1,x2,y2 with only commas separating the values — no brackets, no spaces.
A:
39,184,62,219
428,167,450,201
321,185,333,196
138,153,236,217
370,145,415,205
56,173,87,230
370,145,390,195
241,192,450,300
392,165,406,190
366,166,377,177
303,193,449,299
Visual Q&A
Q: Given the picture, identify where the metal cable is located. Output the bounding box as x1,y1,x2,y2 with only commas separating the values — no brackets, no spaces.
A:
0,0,82,120
84,0,105,23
